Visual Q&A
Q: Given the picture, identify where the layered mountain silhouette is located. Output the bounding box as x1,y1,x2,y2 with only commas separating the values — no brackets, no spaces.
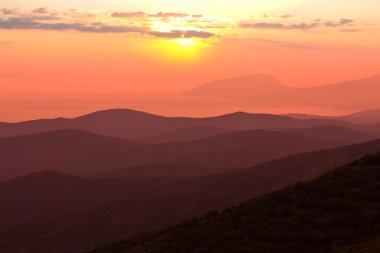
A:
337,109,380,124
88,152,380,253
141,126,233,143
0,126,373,181
183,74,287,98
0,108,371,140
1,140,380,253
91,163,230,179
184,74,380,109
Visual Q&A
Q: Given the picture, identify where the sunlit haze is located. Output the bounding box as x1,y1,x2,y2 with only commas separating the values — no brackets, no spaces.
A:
1,0,380,121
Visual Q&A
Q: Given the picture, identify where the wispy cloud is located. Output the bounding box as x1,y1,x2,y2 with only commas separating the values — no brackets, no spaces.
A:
240,22,318,30
0,7,362,40
0,18,145,33
256,38,321,50
112,12,191,19
239,18,356,31
0,8,220,39
147,30,215,38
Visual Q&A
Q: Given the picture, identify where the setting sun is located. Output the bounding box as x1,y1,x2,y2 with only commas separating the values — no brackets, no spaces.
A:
175,38,195,46
1,1,380,253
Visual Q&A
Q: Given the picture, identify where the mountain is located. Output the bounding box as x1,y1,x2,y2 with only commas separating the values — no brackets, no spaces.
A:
88,152,380,253
184,74,380,109
284,113,331,120
0,170,172,235
338,109,380,124
0,109,170,140
90,163,232,179
183,74,287,98
1,140,380,253
0,128,349,181
141,126,234,143
0,108,366,140
286,125,378,143
0,129,140,181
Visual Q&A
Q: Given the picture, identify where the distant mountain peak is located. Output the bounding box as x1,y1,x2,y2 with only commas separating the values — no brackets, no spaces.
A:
75,108,164,120
183,73,286,98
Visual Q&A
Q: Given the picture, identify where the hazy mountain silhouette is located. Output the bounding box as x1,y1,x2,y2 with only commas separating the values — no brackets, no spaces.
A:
141,126,233,143
286,125,378,143
337,109,380,124
0,109,367,140
90,163,232,179
183,74,287,98
184,74,380,109
285,113,331,120
0,170,172,236
1,140,380,253
0,128,354,181
88,152,380,253
0,129,142,181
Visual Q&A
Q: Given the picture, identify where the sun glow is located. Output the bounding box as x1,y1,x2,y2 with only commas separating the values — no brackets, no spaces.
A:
174,38,196,46
151,37,210,62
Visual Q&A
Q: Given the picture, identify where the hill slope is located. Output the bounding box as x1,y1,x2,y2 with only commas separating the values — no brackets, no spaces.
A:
0,128,349,181
338,109,380,124
89,153,380,253
141,126,234,143
0,108,367,140
0,129,140,180
1,140,380,253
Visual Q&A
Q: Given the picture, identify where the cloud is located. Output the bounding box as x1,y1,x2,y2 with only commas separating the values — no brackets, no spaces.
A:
0,18,145,33
256,38,320,50
1,8,21,15
325,18,354,27
240,22,317,30
259,14,294,19
240,18,355,31
111,12,190,19
111,12,146,18
0,8,218,39
340,28,363,33
32,7,50,14
148,29,215,38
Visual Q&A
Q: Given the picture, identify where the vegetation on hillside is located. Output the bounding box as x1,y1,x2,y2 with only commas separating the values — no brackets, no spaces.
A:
89,153,380,253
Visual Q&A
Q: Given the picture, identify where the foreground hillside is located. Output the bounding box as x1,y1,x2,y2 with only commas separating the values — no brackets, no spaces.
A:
89,153,380,253
1,140,380,253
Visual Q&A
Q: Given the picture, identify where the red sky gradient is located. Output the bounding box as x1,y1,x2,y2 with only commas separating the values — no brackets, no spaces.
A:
1,1,380,121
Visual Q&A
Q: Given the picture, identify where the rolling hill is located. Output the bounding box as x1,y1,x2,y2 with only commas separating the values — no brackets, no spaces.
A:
141,126,234,143
338,109,380,124
1,140,380,253
0,128,353,181
0,129,141,180
0,108,369,140
88,152,380,253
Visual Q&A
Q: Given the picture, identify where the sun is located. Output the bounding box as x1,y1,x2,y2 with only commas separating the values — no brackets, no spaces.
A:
175,38,196,46
151,37,210,62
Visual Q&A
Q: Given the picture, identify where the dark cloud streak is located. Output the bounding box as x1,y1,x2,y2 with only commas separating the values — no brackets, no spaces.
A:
147,29,215,38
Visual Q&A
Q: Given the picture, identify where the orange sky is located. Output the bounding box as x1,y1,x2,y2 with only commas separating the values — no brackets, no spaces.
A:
1,1,380,121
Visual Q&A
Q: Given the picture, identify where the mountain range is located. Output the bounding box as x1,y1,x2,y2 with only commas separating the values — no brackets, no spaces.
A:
184,74,380,109
0,107,380,252
1,140,380,252
0,108,377,140
0,126,364,181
